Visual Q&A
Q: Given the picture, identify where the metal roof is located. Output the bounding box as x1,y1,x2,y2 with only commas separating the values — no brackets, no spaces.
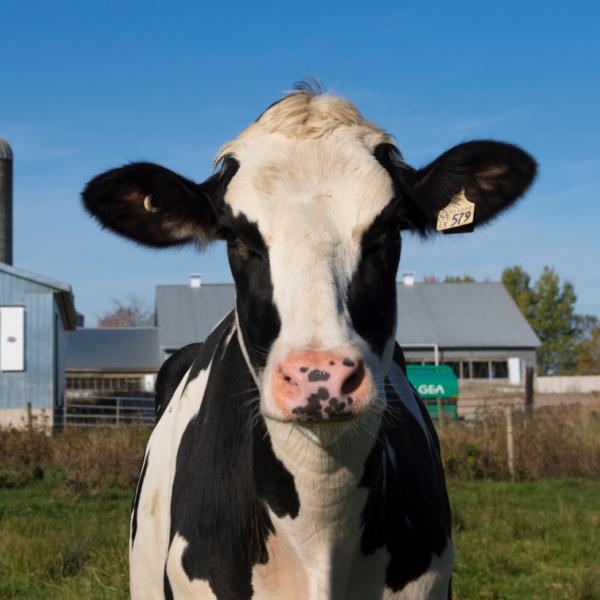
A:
66,327,161,371
0,261,77,329
156,284,235,350
156,281,540,352
0,138,12,160
396,282,540,348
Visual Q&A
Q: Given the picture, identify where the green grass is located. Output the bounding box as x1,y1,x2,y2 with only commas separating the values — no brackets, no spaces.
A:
0,478,599,599
451,480,600,600
0,473,130,599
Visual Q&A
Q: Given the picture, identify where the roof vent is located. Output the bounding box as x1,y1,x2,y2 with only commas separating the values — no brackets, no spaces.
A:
190,273,202,288
402,271,415,286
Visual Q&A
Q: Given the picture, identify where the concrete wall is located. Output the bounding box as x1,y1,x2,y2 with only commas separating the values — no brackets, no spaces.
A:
536,376,600,394
0,407,53,430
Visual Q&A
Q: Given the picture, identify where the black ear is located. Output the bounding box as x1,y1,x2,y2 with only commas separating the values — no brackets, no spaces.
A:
82,162,227,248
401,141,537,234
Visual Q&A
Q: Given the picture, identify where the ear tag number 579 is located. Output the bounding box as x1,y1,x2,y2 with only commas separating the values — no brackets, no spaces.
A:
437,190,476,231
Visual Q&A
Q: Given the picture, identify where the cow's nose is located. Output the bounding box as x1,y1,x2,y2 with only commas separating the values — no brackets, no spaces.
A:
272,351,370,421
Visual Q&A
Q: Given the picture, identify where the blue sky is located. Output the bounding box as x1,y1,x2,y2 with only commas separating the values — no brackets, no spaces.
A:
1,0,599,323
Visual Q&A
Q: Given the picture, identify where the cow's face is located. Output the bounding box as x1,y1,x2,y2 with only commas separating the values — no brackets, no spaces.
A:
83,90,536,427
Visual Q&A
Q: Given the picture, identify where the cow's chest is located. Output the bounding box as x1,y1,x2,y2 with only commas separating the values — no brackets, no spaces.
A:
166,528,452,600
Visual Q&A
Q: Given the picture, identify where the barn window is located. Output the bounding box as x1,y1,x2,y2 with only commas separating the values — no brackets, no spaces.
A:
0,306,25,371
472,361,490,378
491,361,509,378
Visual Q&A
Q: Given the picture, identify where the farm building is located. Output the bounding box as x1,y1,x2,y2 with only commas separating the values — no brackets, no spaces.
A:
0,138,77,428
0,262,77,427
65,327,161,397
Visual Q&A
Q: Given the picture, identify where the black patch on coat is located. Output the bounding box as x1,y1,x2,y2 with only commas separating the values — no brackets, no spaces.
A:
168,332,299,600
360,369,451,593
185,312,235,388
392,341,407,374
130,449,149,544
346,197,402,357
155,343,203,420
308,369,330,382
164,567,174,600
221,210,281,372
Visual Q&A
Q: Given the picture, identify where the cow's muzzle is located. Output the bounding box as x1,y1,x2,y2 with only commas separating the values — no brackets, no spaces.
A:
271,350,371,422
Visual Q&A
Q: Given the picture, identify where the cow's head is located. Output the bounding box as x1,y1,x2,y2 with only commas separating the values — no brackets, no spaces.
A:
83,88,536,428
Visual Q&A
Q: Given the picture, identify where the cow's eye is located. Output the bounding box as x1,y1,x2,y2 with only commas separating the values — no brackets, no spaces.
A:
227,236,265,260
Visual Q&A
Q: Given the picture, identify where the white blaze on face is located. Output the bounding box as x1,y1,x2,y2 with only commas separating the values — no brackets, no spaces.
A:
220,96,396,417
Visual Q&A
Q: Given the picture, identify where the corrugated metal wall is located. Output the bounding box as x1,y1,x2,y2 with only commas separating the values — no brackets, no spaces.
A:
0,270,56,409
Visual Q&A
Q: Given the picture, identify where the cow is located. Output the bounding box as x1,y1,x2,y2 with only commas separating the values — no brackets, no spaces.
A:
82,84,536,600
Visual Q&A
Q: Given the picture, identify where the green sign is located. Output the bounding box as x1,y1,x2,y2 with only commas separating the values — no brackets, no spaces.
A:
406,364,459,399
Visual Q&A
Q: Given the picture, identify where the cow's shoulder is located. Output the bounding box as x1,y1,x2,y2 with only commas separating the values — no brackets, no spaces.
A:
155,343,203,419
360,363,452,594
165,331,299,600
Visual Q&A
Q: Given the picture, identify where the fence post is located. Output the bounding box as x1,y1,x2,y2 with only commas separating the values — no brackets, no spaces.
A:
116,397,120,427
436,397,444,431
525,366,534,419
505,405,515,481
26,402,33,432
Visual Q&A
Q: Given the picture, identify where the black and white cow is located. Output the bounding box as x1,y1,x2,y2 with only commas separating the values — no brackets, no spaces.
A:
82,85,536,600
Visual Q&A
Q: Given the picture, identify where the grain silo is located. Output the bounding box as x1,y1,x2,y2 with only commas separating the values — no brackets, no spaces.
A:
0,138,12,265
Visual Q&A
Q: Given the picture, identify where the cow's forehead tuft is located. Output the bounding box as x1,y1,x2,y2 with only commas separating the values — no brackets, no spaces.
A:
215,92,393,164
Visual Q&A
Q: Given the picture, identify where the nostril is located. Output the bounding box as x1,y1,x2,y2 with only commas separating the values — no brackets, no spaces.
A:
278,367,299,388
341,360,365,396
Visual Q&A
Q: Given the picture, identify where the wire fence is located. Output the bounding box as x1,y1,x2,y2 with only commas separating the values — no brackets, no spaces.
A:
63,395,155,427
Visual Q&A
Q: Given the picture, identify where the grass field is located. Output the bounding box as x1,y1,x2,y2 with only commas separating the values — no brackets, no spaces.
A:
1,476,598,599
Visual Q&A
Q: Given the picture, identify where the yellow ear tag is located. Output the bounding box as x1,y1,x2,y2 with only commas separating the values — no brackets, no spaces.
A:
436,189,475,231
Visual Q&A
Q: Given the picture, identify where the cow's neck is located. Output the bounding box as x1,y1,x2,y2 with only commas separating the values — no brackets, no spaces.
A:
263,417,382,596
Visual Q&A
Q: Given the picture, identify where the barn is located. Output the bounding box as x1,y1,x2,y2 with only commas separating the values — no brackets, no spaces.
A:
153,274,540,384
0,138,77,428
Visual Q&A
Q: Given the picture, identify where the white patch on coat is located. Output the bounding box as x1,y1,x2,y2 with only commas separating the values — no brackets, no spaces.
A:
129,363,214,600
263,417,383,600
166,533,217,599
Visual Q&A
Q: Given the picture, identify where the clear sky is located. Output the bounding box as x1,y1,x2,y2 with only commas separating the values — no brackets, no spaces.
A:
1,0,599,323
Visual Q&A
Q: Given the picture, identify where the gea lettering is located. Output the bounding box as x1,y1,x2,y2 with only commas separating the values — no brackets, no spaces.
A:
417,384,446,395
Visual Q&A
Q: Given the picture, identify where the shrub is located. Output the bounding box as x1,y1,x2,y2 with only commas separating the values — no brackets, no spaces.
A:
439,404,600,480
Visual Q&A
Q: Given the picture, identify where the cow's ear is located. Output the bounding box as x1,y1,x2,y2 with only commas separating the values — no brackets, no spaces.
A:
82,162,231,248
401,141,537,235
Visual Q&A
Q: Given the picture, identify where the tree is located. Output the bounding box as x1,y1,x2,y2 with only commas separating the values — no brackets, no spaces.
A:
502,266,579,375
443,275,475,283
576,325,600,374
97,295,154,327
501,266,534,320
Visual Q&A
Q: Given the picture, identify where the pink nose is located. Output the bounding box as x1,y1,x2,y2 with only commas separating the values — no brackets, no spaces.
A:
272,351,370,421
